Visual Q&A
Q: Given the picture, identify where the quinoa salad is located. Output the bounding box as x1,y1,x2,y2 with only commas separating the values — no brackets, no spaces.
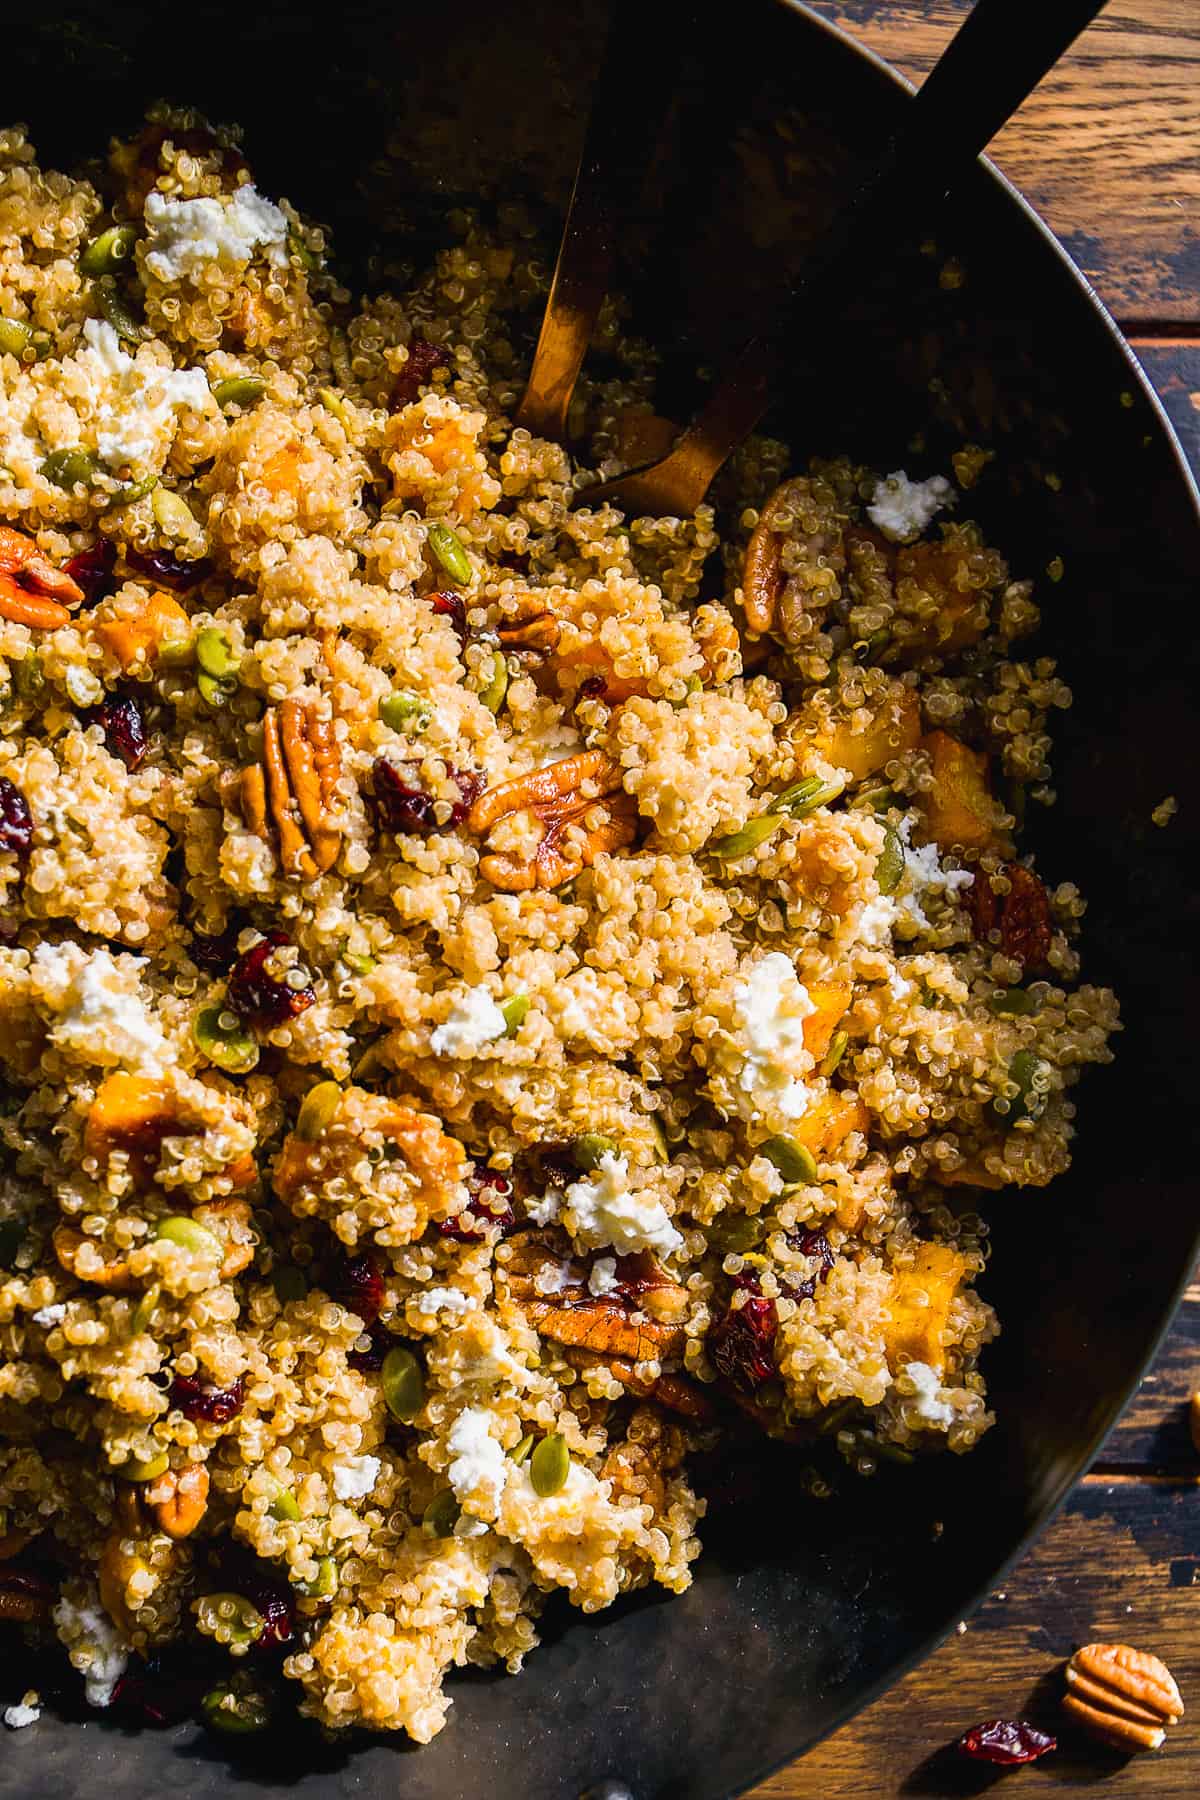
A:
0,111,1118,1743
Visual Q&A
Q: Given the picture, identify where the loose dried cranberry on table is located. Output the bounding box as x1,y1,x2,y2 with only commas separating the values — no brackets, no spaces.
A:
98,692,147,771
63,538,117,606
372,758,482,835
226,931,316,1029
168,1372,246,1424
388,338,451,411
439,1168,515,1241
427,590,467,645
0,778,33,858
329,1251,384,1326
957,1719,1057,1765
125,546,214,590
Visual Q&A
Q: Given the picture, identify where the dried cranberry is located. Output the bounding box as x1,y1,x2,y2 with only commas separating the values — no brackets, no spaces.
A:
783,1228,835,1302
708,1293,779,1394
372,759,482,836
957,1719,1057,1765
112,1656,207,1727
63,538,117,606
125,546,213,591
427,590,467,644
348,1323,392,1373
389,338,451,411
439,1168,516,1241
0,778,33,859
168,1372,246,1424
574,674,612,709
329,1251,384,1326
98,692,147,771
226,931,316,1029
189,922,240,974
214,1552,294,1650
965,861,1053,974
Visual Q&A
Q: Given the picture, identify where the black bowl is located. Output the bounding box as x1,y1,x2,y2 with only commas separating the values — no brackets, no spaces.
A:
3,3,1199,1795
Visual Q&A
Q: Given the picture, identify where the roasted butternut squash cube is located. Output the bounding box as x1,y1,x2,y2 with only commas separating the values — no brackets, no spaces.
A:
84,1073,176,1158
811,686,921,781
802,983,852,1060
883,1241,969,1372
919,730,1003,851
792,1089,870,1159
94,591,191,672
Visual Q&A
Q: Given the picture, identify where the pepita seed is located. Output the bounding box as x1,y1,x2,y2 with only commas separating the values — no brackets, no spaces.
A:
294,1081,341,1141
193,1003,259,1074
761,1135,818,1184
427,521,471,585
773,774,846,817
79,224,138,277
421,1489,462,1537
708,814,782,859
154,1215,223,1259
381,1346,424,1423
875,822,905,895
571,1132,619,1173
529,1432,570,1497
499,994,529,1036
379,690,433,734
211,376,266,409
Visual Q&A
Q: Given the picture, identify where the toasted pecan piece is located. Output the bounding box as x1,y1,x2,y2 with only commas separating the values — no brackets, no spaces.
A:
242,699,342,880
468,749,637,891
742,477,841,636
966,860,1053,972
144,1464,209,1539
499,1234,688,1363
496,592,562,653
0,525,83,629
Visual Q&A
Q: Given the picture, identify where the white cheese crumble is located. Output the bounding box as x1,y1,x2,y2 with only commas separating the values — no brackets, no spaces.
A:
893,819,975,933
721,951,816,1123
904,1360,955,1429
562,1151,683,1258
525,1191,562,1227
866,470,954,542
430,986,508,1057
411,1286,473,1317
143,185,289,283
31,942,174,1076
79,320,210,470
31,1305,66,1327
446,1407,508,1508
53,1592,129,1707
331,1454,382,1502
856,893,898,947
3,1693,41,1730
588,1256,619,1297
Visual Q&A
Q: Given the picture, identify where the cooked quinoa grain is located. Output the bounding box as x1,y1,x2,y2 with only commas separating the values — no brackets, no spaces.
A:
0,110,1118,1742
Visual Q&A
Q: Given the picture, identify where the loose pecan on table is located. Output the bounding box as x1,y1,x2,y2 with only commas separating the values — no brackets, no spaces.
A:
1062,1642,1183,1753
240,699,341,880
0,525,84,629
468,749,637,892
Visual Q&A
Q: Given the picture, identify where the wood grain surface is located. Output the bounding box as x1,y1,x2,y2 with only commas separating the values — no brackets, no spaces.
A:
803,0,1200,327
751,6,1200,1797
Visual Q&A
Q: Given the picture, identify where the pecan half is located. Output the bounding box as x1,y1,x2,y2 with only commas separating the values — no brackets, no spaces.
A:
742,476,840,636
468,749,637,891
0,1568,53,1622
1063,1643,1183,1752
52,1223,135,1292
600,1405,687,1514
499,1234,687,1362
966,861,1053,971
144,1464,209,1539
241,699,342,880
568,1349,714,1422
496,592,561,654
0,524,84,629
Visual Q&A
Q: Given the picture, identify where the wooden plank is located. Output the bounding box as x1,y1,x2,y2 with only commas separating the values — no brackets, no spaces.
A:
752,1475,1200,1798
802,0,1200,327
1096,1272,1200,1473
1130,340,1200,482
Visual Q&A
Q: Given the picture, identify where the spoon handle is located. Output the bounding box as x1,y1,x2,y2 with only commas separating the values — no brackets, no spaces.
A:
588,0,1112,516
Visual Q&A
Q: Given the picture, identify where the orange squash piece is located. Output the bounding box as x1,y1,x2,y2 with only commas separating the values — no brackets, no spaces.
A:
84,1074,176,1159
791,1089,870,1159
919,730,1002,851
261,446,303,499
811,687,921,781
802,983,852,1060
94,591,191,672
883,1241,969,1372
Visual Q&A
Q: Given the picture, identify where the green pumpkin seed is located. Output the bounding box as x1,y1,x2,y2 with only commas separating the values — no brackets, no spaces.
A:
708,814,783,859
287,231,319,273
760,1135,818,1185
340,944,377,976
853,1428,916,1466
115,1449,170,1482
296,1555,338,1599
129,1282,161,1335
193,1004,259,1074
648,1113,670,1164
0,317,51,361
987,986,1037,1016
379,690,433,734
819,1030,849,1079
295,1080,342,1142
102,473,158,512
203,1592,265,1647
317,386,351,427
42,447,97,490
571,1132,619,1173
858,781,895,814
201,1676,273,1734
151,487,199,538
211,376,266,410
476,649,508,713
427,521,471,585
272,1265,308,1305
381,1346,424,1423
709,1212,766,1254
196,669,238,708
499,994,528,1036
13,654,45,703
875,822,905,895
510,1433,535,1467
80,224,138,278
421,1489,462,1538
195,626,240,679
772,774,846,817
266,1481,302,1522
852,629,891,665
529,1432,570,1498
997,1047,1051,1125
95,277,150,345
154,1215,223,1260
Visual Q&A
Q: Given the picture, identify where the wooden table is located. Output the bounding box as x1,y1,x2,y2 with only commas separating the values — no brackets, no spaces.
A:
752,4,1200,1795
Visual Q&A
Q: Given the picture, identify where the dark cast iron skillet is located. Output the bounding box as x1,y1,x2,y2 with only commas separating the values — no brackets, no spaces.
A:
3,1,1199,1795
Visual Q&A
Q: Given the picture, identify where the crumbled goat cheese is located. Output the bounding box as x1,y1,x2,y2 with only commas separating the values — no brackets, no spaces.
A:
79,320,210,469
446,1408,508,1507
554,967,606,1038
31,942,174,1076
430,986,508,1056
904,1361,955,1429
721,950,816,1122
525,1191,562,1227
532,1262,574,1297
886,967,912,1002
53,1592,129,1707
143,186,289,282
588,1256,619,1297
331,1455,382,1502
867,470,954,542
894,823,974,932
562,1151,683,1258
32,1305,66,1326
412,1286,473,1317
856,894,898,947
3,1693,41,1730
